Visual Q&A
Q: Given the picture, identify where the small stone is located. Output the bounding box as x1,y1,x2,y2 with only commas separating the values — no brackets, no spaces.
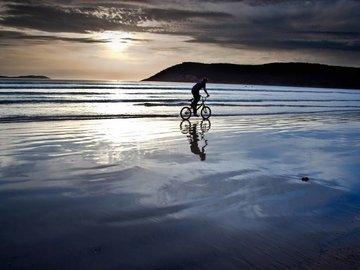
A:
89,246,102,256
301,176,309,182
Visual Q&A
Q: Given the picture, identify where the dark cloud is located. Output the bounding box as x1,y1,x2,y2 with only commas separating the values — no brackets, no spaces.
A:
0,30,101,45
144,8,232,22
0,0,231,33
0,2,146,33
183,0,360,53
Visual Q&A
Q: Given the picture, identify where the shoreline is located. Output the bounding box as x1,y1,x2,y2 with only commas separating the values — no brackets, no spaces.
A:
1,110,360,124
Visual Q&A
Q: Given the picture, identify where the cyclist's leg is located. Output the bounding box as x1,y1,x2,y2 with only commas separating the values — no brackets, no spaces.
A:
192,93,200,115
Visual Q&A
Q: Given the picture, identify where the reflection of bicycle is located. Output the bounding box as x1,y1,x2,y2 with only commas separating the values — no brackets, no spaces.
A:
180,119,211,135
180,120,210,161
180,96,211,120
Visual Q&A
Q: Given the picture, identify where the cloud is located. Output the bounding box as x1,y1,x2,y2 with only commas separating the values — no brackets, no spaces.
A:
0,1,145,33
0,30,106,44
0,0,232,34
0,0,359,61
182,0,360,53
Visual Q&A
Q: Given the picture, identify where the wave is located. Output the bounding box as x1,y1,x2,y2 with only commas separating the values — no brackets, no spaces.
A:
0,86,135,90
1,98,360,105
2,110,360,123
1,85,358,95
0,114,173,123
0,85,190,90
0,91,110,95
0,99,184,104
142,102,360,109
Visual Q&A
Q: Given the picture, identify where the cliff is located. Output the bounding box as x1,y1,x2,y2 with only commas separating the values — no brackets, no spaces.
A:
143,62,360,89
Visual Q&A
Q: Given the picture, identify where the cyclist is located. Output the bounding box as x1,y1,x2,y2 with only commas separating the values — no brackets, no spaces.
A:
191,77,210,116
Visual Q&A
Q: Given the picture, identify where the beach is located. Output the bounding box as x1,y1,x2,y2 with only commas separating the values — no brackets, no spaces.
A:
2,0,360,267
1,112,360,269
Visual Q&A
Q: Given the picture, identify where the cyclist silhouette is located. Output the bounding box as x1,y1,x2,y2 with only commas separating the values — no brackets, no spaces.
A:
191,77,209,116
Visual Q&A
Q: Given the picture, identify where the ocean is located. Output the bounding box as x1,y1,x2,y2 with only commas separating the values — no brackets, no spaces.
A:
1,79,360,122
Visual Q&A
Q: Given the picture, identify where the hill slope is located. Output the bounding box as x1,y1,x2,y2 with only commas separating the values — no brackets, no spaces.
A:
143,62,360,89
0,75,50,79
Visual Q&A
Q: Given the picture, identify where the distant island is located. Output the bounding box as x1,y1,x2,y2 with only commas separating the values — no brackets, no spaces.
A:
143,62,360,89
0,75,50,79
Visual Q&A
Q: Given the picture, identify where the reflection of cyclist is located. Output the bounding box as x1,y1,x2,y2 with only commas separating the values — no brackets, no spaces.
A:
192,77,210,117
189,123,208,161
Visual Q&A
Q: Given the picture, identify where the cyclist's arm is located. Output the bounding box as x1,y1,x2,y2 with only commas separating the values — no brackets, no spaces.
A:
203,84,210,97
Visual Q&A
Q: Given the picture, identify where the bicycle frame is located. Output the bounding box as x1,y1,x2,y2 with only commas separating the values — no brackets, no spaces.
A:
190,96,207,110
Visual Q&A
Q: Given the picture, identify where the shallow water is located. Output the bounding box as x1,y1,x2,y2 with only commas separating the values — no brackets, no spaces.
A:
1,112,360,269
1,80,360,122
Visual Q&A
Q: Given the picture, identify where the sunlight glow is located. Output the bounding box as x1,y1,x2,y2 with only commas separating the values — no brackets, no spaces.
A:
96,31,133,53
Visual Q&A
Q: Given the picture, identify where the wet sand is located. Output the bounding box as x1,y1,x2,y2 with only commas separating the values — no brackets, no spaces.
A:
0,114,360,269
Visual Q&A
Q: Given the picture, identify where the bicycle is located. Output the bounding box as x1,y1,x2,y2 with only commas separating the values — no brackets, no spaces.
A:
180,96,211,120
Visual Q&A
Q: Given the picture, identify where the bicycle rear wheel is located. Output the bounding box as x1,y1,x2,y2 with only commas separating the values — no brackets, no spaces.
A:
201,106,211,119
180,106,192,120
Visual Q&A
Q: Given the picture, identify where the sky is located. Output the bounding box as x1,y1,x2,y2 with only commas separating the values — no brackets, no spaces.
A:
0,0,359,80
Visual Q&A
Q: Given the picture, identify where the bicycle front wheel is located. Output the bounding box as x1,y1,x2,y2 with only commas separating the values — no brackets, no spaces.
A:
201,106,211,119
200,119,211,133
180,106,192,120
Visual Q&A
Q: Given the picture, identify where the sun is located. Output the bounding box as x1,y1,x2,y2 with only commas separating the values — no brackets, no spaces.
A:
96,31,133,52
